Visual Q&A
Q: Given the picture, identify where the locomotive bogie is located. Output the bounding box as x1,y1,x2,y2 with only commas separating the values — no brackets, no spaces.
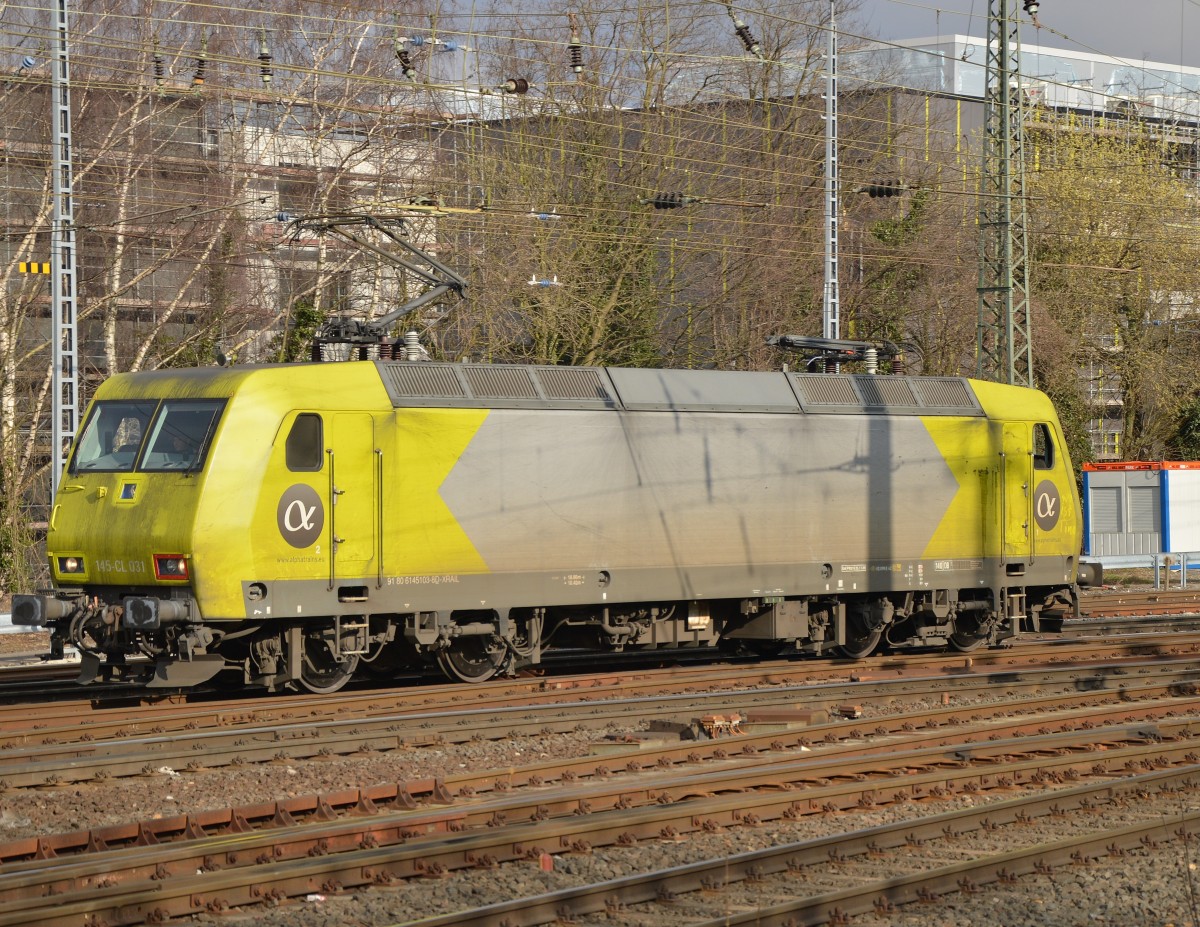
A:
14,361,1083,690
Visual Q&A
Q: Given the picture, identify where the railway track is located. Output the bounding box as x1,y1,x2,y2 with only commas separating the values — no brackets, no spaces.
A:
4,636,1200,787
408,768,1200,927
3,667,1200,924
0,602,1194,703
4,676,1198,861
3,603,1200,924
1079,587,1200,617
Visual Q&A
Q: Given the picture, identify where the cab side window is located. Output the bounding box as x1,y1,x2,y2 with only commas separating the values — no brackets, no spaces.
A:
286,414,323,471
1033,423,1054,470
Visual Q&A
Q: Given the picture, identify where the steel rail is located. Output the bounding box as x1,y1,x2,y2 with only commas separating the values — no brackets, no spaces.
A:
397,765,1200,927
3,735,1200,927
5,673,1198,865
4,656,1200,790
1,625,1198,723
5,636,1200,751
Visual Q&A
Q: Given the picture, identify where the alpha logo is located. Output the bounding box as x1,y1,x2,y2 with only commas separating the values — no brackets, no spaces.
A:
1033,479,1061,531
277,484,324,548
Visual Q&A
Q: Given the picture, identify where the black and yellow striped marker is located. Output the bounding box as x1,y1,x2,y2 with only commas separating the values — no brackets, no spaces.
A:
19,262,50,274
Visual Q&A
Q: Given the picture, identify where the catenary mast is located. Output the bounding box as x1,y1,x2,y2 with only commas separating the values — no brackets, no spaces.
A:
51,0,80,494
976,0,1037,387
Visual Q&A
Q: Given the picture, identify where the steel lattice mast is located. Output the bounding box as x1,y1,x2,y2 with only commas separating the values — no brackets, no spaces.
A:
822,0,839,347
976,0,1033,387
51,0,79,494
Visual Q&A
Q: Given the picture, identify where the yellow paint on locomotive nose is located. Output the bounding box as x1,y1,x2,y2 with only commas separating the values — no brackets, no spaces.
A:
391,408,491,574
918,415,995,560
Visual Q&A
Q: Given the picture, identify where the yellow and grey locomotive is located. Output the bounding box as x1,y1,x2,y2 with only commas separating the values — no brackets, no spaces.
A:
15,361,1081,692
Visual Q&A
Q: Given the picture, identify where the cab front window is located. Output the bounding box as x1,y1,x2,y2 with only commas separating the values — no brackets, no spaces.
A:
69,399,225,474
70,401,156,472
140,401,225,471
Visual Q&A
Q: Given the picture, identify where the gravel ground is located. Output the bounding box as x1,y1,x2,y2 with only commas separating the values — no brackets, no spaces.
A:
166,786,1200,927
3,579,1196,925
0,632,50,655
0,632,47,655
1,677,1197,926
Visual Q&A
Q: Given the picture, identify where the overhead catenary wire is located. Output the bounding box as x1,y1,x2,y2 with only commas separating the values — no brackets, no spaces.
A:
0,0,1189,290
0,87,1185,264
0,2,1185,132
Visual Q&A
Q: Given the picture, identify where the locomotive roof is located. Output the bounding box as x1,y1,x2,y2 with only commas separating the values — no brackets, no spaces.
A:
374,362,986,417
98,362,995,417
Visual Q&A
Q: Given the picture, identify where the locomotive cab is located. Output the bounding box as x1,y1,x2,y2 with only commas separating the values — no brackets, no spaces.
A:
13,395,229,686
14,364,398,692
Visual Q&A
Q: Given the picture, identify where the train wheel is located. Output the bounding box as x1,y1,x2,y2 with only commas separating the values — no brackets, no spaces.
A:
949,616,990,652
298,634,360,694
836,620,881,659
437,636,506,683
948,631,989,652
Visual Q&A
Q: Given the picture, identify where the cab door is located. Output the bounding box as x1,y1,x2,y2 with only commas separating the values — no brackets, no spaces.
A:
328,413,376,580
1001,422,1032,564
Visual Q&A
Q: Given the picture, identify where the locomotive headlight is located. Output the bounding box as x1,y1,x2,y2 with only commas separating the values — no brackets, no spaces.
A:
57,556,84,574
153,554,190,581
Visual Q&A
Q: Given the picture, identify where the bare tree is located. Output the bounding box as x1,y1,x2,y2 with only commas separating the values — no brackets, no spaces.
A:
1027,123,1200,459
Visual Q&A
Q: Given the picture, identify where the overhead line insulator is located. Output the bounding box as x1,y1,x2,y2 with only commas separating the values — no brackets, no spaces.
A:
642,192,699,209
856,180,907,198
723,3,764,59
733,19,761,57
258,30,273,87
407,35,462,52
193,34,207,88
153,40,165,89
568,14,583,76
396,47,416,80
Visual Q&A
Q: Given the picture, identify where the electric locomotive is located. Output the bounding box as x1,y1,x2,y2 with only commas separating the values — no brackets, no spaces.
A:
14,361,1081,692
